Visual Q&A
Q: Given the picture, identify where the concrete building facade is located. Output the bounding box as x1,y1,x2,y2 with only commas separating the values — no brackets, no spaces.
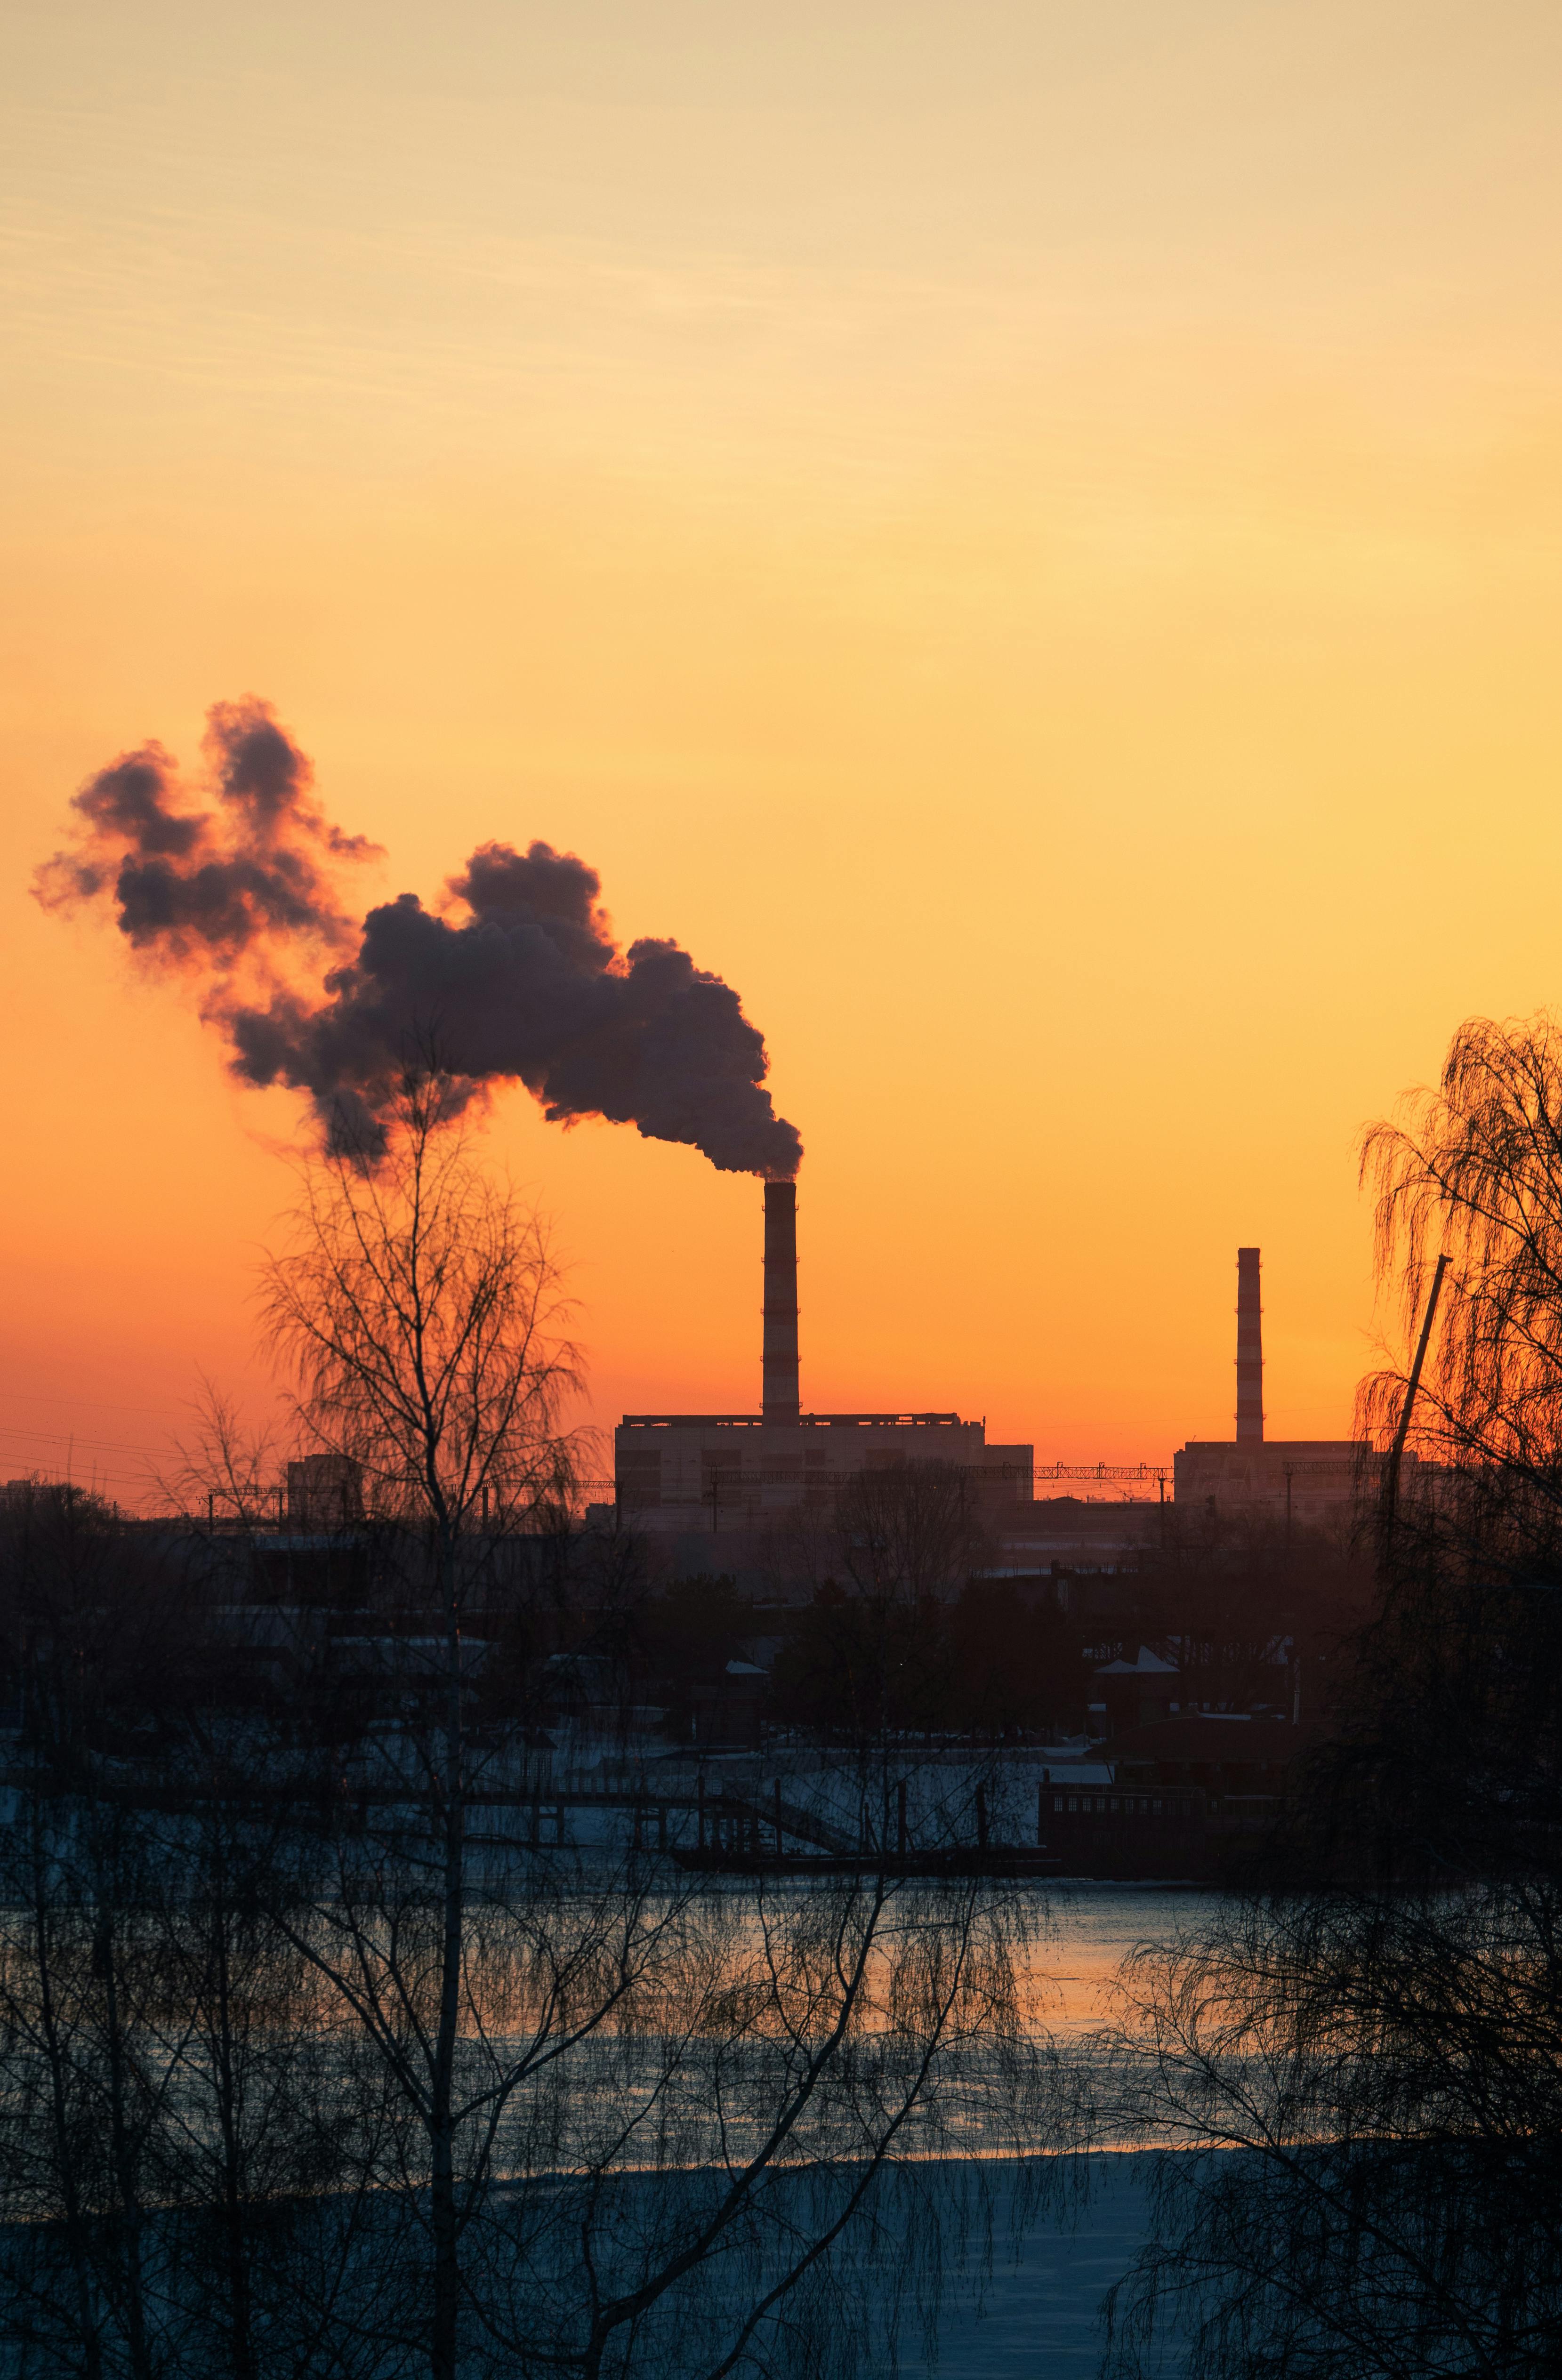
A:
613,1181,1031,1531
614,1411,1033,1529
1173,1246,1395,1522
1173,1437,1373,1523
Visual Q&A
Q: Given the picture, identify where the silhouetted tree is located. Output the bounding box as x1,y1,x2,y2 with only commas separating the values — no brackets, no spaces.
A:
249,1068,1060,2380
771,1581,948,1739
0,1079,1072,2380
834,1459,991,1601
1360,1009,1562,1564
944,1580,1088,1738
1105,1010,1562,2379
0,1484,396,2380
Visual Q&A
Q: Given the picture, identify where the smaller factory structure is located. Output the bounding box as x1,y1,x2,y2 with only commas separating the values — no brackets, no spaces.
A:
1174,1245,1418,1522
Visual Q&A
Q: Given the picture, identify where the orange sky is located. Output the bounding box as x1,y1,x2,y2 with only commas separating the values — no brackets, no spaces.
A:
6,0,1562,1504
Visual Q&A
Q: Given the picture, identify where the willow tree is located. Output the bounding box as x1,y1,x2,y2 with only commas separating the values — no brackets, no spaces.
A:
1360,1011,1562,1498
1099,1012,1562,2380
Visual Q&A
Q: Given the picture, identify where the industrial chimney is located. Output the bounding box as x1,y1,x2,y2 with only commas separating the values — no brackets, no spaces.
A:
762,1181,800,1426
1236,1246,1264,1444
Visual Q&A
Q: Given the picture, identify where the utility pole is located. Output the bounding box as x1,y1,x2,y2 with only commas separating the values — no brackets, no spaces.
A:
1381,1252,1450,1551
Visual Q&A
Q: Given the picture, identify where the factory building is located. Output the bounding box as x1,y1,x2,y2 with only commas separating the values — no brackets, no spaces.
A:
613,1214,1391,1540
613,1182,1032,1530
1174,1246,1403,1521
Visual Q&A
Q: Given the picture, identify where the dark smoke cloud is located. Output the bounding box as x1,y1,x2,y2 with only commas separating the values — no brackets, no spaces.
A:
38,701,803,1180
36,699,375,968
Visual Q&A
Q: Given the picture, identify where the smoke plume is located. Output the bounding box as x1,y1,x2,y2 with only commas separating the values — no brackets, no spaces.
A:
37,700,803,1179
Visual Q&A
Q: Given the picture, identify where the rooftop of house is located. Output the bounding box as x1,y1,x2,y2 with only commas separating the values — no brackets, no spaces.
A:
1095,1646,1179,1677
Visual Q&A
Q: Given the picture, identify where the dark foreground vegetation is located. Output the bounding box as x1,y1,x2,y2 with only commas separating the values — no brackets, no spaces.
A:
22,1013,1562,2379
0,1076,1066,2380
1106,1013,1562,2379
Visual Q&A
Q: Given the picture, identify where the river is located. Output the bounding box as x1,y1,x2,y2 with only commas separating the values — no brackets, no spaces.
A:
904,1881,1216,2379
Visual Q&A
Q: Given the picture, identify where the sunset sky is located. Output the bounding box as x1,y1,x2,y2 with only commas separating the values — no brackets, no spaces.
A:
6,0,1562,1503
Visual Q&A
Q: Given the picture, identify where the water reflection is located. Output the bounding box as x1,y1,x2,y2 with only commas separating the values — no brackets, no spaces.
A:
1029,1884,1221,2042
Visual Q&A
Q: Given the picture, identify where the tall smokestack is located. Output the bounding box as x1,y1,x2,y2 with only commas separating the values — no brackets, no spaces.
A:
762,1181,800,1425
1236,1246,1264,1444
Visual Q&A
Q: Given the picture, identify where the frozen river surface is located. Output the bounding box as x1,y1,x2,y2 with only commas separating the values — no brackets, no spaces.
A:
902,1882,1213,2378
902,2156,1163,2380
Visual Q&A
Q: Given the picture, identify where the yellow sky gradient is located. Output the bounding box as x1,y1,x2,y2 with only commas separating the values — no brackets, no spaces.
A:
6,1,1562,1501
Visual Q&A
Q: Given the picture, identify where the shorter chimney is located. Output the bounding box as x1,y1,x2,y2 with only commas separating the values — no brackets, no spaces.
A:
1236,1246,1264,1443
762,1181,800,1425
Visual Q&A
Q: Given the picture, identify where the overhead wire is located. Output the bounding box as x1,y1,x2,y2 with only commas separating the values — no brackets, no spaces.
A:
0,1422,173,1460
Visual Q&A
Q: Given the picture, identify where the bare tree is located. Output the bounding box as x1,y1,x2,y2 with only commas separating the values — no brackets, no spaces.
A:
161,1383,286,1532
0,1483,395,2380
259,1069,586,1538
1104,1884,1562,2380
1101,1011,1562,2379
247,1070,581,2380
833,1460,990,1602
1360,1011,1562,1531
246,1070,1056,2380
0,1078,1068,2380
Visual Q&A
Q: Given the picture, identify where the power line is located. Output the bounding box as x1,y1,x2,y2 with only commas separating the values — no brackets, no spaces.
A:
0,1385,190,1419
0,1422,171,1460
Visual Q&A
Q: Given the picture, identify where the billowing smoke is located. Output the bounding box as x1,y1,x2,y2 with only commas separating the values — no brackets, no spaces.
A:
37,699,803,1179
